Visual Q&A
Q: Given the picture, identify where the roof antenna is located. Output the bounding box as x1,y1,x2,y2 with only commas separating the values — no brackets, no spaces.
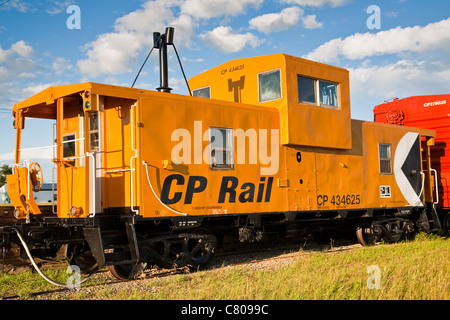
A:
131,27,192,96
154,27,173,93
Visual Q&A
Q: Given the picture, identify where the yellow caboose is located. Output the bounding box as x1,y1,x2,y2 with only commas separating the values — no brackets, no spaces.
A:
3,33,438,281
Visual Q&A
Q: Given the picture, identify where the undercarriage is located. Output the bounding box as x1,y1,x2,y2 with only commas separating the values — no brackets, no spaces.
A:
0,205,438,283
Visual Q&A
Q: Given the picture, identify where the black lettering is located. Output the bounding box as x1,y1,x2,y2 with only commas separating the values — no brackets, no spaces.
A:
264,177,273,202
161,174,184,205
318,195,329,206
239,183,255,203
184,176,207,204
219,176,239,203
257,177,265,202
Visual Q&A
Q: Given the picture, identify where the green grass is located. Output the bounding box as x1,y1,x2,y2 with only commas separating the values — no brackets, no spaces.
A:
1,233,448,300
0,267,104,299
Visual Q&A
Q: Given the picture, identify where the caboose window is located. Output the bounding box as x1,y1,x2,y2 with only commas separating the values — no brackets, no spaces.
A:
258,69,281,102
63,133,76,167
89,112,99,151
209,127,234,170
319,80,338,108
379,143,392,174
298,76,340,109
298,76,316,104
193,87,210,98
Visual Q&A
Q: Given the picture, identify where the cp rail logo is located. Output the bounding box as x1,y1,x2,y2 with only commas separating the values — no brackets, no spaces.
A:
161,175,274,205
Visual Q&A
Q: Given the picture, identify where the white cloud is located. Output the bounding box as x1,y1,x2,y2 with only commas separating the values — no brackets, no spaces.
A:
350,59,450,99
0,41,38,78
0,39,74,114
302,14,323,29
113,0,175,35
0,148,53,161
170,14,196,48
46,1,74,15
199,26,264,53
181,0,263,19
52,57,73,75
0,0,32,12
0,151,14,161
249,7,303,34
349,58,450,121
0,40,34,66
281,0,348,7
10,40,34,58
300,17,450,121
305,18,450,63
77,0,199,78
249,6,324,34
21,82,62,97
78,32,143,78
76,0,273,77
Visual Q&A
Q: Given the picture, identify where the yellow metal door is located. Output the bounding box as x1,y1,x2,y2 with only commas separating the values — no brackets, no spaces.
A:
283,147,317,212
56,98,88,218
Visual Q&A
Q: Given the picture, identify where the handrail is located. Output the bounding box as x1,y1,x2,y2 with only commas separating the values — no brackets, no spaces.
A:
130,103,139,215
104,168,132,174
426,169,439,205
423,169,440,205
86,152,96,218
25,160,30,200
19,137,85,152
52,166,56,215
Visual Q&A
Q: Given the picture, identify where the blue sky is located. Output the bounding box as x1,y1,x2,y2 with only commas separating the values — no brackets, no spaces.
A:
1,0,449,178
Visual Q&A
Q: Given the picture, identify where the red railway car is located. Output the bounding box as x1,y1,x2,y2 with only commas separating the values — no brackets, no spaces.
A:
374,94,450,227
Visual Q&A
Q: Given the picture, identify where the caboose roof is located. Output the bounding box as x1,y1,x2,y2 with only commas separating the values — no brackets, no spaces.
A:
13,82,154,119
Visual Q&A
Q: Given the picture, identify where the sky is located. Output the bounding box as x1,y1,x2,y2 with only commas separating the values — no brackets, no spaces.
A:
1,0,449,180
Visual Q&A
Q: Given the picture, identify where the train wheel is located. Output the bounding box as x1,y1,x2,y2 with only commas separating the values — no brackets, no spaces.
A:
400,220,416,242
188,240,215,270
108,262,146,281
186,229,216,270
356,225,381,246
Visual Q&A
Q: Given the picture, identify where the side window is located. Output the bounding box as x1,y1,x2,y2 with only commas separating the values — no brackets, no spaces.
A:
89,112,99,151
209,127,234,170
298,76,316,104
63,133,76,166
192,87,211,98
319,80,338,108
298,76,340,109
379,143,392,174
258,69,281,102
